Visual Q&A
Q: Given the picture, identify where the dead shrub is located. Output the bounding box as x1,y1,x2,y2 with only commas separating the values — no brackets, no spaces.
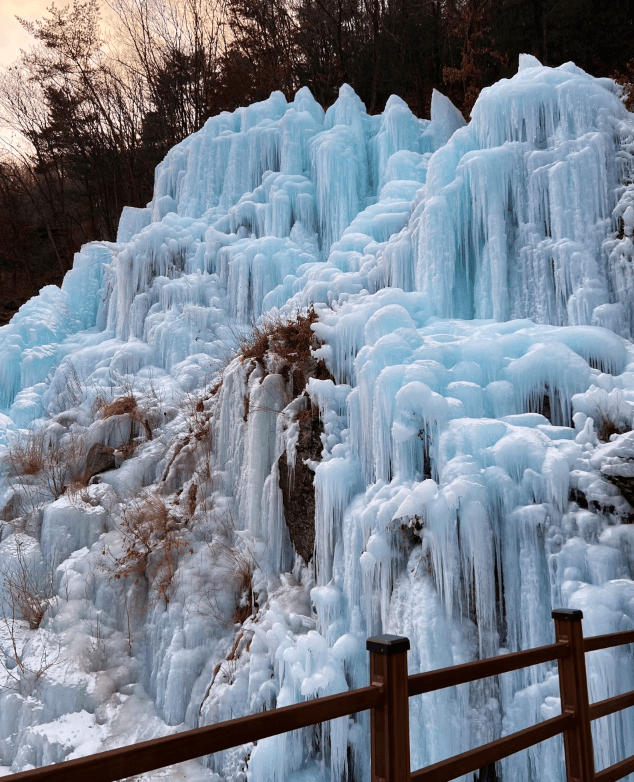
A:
596,412,631,443
193,512,256,626
0,538,62,692
198,630,254,715
239,323,271,363
612,59,634,112
100,395,138,418
66,475,89,497
48,360,84,415
239,306,317,364
0,538,54,630
238,306,331,396
4,429,88,510
232,557,254,624
180,391,207,424
96,394,153,443
158,386,217,494
187,483,198,518
214,629,253,686
106,493,191,606
52,431,86,495
0,620,60,692
6,430,47,476
594,400,632,443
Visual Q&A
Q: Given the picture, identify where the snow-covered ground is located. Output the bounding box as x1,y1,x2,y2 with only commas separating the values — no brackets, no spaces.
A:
1,55,634,781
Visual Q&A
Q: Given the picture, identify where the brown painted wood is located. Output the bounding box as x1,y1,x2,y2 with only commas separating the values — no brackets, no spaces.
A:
589,689,634,722
584,630,634,653
595,754,634,782
553,609,596,782
8,617,634,782
408,642,566,697
411,712,574,782
8,685,383,782
367,635,411,782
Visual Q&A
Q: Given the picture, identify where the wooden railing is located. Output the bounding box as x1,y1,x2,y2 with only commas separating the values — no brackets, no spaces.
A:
8,608,634,782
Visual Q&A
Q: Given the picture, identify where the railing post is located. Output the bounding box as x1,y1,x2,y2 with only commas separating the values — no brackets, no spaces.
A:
552,609,595,782
366,634,411,782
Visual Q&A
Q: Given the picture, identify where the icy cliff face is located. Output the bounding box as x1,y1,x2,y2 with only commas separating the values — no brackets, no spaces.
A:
1,59,634,782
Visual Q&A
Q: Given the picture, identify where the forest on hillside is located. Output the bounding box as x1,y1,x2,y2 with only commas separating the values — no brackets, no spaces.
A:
1,0,633,326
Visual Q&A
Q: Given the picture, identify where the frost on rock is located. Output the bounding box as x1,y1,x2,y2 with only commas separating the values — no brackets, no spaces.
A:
1,59,634,782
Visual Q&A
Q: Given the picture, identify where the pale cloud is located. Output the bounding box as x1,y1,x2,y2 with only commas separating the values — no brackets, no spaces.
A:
0,0,53,68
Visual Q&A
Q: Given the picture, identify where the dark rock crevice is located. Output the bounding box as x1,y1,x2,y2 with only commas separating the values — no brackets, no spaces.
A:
278,403,323,563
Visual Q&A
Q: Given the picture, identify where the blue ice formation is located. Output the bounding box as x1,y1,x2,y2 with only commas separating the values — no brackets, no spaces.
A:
0,58,634,782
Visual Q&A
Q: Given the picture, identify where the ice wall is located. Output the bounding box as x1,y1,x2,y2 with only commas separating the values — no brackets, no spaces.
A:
0,58,634,782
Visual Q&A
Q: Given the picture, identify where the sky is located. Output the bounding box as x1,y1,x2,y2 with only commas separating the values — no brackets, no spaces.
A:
0,0,51,69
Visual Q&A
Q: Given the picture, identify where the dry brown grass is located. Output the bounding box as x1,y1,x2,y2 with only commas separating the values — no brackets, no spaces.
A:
100,395,138,418
6,430,47,476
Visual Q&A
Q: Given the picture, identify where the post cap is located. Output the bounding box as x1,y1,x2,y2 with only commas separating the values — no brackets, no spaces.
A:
552,608,583,621
366,635,410,655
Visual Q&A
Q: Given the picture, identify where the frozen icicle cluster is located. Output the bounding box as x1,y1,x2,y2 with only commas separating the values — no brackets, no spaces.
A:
1,58,634,782
410,60,634,326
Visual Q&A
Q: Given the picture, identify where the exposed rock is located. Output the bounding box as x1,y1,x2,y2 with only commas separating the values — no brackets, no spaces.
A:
602,460,634,517
239,308,332,563
278,405,322,563
0,490,18,521
84,443,116,480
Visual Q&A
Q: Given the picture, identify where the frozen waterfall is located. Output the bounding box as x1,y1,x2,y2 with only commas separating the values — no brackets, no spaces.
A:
0,57,634,782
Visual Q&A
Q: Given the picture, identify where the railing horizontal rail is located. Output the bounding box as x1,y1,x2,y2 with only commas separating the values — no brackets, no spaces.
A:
589,689,634,722
584,630,634,653
411,712,574,782
8,685,383,782
595,755,634,782
408,642,567,697
6,613,634,782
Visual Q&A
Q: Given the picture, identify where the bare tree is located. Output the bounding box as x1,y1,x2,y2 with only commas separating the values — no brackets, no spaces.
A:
107,0,229,153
